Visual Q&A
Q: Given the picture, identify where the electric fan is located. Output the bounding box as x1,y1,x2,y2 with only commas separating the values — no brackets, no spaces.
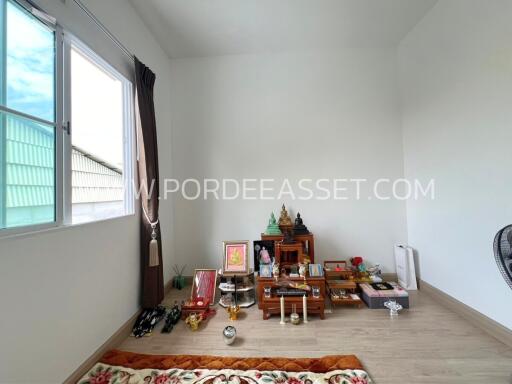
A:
493,225,512,289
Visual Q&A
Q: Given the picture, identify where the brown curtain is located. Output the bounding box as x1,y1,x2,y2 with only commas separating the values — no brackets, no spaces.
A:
135,57,164,308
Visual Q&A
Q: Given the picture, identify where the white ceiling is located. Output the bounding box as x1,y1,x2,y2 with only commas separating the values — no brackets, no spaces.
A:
129,0,437,59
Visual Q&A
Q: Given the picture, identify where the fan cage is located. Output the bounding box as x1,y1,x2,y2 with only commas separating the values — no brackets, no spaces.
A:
493,225,512,290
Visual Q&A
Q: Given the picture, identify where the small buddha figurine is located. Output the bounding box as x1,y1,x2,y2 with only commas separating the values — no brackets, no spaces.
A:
293,212,310,235
278,204,293,228
265,212,282,235
282,229,296,244
299,263,307,278
272,263,280,278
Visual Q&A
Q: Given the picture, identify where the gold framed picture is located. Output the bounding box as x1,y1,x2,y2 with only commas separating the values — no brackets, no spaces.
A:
223,240,250,275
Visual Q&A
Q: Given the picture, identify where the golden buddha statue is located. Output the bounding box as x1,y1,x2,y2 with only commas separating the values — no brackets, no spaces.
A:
278,204,293,227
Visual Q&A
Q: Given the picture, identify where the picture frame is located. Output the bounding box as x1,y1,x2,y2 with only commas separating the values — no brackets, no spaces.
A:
223,240,250,275
191,269,217,306
253,240,275,272
259,264,272,278
309,263,324,277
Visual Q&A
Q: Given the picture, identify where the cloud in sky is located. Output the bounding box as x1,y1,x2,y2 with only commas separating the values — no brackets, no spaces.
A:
5,1,124,170
6,1,54,122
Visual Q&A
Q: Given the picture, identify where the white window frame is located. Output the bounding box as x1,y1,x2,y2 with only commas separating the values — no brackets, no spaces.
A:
63,34,135,225
0,0,135,238
0,0,63,237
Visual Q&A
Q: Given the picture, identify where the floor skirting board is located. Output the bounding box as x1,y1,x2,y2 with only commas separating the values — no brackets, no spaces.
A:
64,280,174,384
381,272,397,282
63,309,142,384
420,279,512,348
63,274,400,383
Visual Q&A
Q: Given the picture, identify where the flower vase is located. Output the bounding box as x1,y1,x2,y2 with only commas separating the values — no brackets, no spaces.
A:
173,275,185,290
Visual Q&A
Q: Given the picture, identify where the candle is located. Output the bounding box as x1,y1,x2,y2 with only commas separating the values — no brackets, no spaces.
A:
280,295,285,325
303,294,308,323
234,276,238,306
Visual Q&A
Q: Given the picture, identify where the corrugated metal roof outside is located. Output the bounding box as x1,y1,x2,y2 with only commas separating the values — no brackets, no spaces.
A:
4,116,123,208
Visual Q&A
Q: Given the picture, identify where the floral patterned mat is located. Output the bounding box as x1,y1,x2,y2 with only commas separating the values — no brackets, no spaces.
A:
78,364,372,384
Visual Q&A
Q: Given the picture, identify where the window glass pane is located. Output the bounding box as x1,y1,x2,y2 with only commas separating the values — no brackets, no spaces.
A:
70,45,125,224
1,112,55,229
6,0,55,122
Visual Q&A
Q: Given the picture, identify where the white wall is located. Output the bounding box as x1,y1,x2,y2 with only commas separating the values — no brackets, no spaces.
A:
0,1,174,382
169,50,407,275
399,0,512,329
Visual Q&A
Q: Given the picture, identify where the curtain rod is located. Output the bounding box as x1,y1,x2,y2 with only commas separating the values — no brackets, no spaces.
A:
71,0,135,62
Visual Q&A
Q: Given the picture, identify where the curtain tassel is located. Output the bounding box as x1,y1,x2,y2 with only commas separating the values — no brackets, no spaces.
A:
149,224,159,267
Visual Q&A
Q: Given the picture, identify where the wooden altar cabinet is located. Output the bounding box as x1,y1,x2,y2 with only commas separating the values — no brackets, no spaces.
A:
261,232,315,267
256,276,326,320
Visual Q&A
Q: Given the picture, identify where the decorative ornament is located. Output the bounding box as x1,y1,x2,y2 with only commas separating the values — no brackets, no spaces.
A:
227,304,240,320
293,212,310,235
299,263,306,278
290,304,300,325
265,212,282,235
185,313,202,331
279,204,293,227
384,299,403,317
161,301,181,333
273,263,280,278
223,325,237,345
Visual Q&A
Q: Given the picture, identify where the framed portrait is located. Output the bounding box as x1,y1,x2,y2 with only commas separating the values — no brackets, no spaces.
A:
309,263,324,277
260,264,272,277
191,269,217,306
259,264,272,278
253,240,274,272
223,240,250,275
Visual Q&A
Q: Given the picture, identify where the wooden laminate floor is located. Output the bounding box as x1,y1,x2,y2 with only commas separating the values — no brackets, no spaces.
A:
118,287,512,384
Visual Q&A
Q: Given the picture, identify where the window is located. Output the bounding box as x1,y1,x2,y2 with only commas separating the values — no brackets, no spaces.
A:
69,41,133,224
0,0,56,230
0,0,134,235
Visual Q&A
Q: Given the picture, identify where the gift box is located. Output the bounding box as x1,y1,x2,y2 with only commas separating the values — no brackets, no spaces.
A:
359,282,409,309
181,297,210,319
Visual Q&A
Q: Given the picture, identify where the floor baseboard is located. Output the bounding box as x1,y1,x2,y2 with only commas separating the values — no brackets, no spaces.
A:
63,308,141,384
65,279,175,383
382,272,397,282
165,278,174,294
420,279,512,348
61,274,423,383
